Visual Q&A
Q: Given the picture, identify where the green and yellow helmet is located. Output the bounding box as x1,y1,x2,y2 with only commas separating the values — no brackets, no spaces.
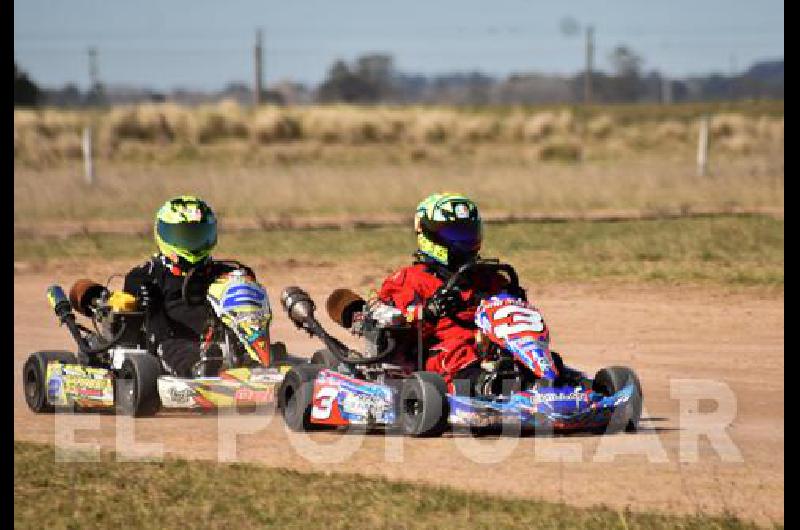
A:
415,192,482,268
154,196,217,265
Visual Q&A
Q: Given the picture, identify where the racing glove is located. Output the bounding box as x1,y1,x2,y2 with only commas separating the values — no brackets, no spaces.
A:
422,286,462,322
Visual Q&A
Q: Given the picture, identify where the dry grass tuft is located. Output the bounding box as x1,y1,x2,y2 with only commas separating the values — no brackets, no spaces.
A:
653,120,689,142
252,107,303,143
537,137,583,162
711,113,755,139
586,115,614,139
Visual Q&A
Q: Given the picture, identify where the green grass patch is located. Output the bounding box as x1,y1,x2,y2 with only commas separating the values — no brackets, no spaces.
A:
15,216,783,287
15,441,772,529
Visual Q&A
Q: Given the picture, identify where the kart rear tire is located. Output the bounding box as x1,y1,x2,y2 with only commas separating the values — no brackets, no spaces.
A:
310,349,339,370
116,355,162,417
592,366,643,433
398,372,450,437
278,364,324,431
23,351,78,413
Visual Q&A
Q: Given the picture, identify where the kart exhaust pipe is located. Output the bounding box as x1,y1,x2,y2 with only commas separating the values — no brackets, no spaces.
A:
280,286,316,328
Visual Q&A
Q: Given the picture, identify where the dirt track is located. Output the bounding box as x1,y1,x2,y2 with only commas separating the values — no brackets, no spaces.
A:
14,262,784,524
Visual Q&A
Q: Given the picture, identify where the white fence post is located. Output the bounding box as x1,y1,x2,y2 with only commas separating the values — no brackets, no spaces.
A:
82,126,95,185
697,116,710,177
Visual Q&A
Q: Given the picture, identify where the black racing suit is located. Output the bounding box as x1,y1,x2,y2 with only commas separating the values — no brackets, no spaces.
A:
123,254,241,377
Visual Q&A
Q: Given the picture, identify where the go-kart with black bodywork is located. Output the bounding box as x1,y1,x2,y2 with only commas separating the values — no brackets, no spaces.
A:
23,262,303,417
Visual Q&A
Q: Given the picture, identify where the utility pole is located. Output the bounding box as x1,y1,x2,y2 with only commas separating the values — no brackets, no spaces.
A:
584,25,594,104
661,76,673,105
85,46,100,182
87,46,104,104
729,53,738,99
88,47,99,87
254,28,263,106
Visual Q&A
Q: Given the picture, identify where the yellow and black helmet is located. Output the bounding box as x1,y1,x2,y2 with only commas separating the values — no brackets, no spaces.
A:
415,192,482,268
154,196,217,265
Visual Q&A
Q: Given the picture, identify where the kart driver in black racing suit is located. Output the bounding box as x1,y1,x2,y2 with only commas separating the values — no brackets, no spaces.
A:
124,195,247,378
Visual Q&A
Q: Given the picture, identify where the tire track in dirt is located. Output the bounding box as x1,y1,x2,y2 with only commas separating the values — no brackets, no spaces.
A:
13,264,784,524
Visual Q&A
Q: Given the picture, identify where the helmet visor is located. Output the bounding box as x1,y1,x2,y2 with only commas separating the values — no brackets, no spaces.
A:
425,219,482,253
157,219,217,255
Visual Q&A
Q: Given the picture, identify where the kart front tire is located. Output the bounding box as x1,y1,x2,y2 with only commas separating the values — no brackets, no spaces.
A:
399,372,450,437
278,364,324,431
116,355,162,417
593,366,643,433
23,351,78,413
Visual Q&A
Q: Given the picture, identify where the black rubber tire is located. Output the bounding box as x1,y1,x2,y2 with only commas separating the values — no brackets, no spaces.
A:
592,366,643,433
115,355,162,417
398,372,450,437
23,351,78,413
310,349,339,370
269,341,289,365
277,364,324,431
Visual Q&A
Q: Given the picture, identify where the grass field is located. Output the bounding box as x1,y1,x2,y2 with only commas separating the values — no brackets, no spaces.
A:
13,151,784,223
14,441,773,530
14,216,784,287
14,101,784,223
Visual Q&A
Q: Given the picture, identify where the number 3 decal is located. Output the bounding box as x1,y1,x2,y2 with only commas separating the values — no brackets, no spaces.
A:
311,386,338,420
493,306,545,337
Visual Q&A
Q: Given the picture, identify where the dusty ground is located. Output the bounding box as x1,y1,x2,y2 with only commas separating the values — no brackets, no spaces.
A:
14,261,784,524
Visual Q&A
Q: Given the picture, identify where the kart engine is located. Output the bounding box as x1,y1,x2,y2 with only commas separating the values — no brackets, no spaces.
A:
56,279,150,367
69,280,144,344
326,289,411,358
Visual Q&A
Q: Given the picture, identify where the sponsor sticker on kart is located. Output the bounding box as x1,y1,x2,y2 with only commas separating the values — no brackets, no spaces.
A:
168,387,194,404
339,391,391,422
158,379,197,408
529,390,585,404
58,371,114,404
234,387,275,404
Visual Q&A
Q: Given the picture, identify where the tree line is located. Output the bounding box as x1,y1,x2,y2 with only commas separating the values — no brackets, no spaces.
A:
14,46,783,108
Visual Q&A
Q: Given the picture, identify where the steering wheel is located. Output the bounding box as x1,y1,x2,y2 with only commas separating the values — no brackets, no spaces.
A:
181,260,257,306
436,259,525,328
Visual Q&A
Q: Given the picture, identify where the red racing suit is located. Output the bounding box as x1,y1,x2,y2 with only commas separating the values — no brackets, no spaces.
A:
378,262,510,387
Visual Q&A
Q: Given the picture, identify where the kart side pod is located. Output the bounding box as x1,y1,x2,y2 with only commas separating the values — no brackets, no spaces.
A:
277,367,450,437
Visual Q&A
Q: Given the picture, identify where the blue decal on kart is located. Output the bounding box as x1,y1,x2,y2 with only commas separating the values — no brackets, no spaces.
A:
223,284,266,310
47,378,61,399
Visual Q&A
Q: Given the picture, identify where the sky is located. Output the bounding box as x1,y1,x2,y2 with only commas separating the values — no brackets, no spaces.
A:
14,0,784,91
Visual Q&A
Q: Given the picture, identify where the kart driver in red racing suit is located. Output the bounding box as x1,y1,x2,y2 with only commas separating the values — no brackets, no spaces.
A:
377,193,525,394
